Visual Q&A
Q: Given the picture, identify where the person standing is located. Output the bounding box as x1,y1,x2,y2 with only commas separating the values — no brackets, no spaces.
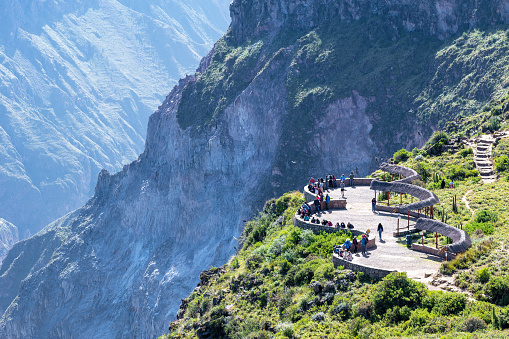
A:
314,197,320,214
449,180,454,188
349,171,355,186
371,197,376,212
340,181,345,198
325,194,330,209
352,237,358,253
377,223,384,241
441,179,446,189
361,235,368,255
340,173,346,183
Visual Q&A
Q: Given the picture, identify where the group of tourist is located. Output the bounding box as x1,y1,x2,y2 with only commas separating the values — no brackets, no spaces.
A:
309,173,352,199
308,174,337,194
333,233,370,259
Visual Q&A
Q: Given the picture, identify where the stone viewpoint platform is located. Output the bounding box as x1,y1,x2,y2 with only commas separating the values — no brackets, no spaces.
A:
296,185,442,280
295,164,472,281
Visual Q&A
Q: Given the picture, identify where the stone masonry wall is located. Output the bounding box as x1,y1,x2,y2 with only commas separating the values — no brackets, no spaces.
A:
333,254,396,279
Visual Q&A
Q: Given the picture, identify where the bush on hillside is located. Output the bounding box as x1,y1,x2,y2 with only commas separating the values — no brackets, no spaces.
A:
474,210,499,223
484,276,509,306
423,290,467,316
462,317,487,332
458,147,473,157
495,155,509,172
371,273,426,317
425,131,449,155
464,222,494,235
393,148,411,164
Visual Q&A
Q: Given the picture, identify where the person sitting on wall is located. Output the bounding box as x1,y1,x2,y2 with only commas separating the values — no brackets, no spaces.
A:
335,222,340,228
310,177,315,184
311,217,316,223
327,220,333,227
315,218,321,224
304,214,310,221
347,222,354,229
345,250,353,261
321,219,328,226
341,222,346,228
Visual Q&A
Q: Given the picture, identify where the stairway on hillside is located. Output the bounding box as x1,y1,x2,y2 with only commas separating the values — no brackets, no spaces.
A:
462,130,509,184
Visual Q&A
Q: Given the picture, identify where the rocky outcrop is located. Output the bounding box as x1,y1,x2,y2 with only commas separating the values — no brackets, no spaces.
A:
230,0,509,43
0,219,18,264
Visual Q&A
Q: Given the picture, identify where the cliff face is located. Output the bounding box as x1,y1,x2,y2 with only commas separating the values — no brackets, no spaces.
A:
0,219,18,264
0,0,230,238
2,0,509,338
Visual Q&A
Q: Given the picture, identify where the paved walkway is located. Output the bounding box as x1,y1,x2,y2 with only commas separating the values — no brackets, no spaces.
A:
316,185,442,281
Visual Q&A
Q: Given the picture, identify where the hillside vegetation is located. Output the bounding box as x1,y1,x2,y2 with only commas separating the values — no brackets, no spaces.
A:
163,97,509,338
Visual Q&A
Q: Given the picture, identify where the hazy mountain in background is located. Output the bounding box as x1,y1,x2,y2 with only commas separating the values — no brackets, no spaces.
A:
0,0,231,238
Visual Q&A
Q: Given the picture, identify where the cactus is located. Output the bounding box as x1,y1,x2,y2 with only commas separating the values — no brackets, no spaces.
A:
432,172,440,183
493,307,499,330
441,206,448,224
452,195,458,213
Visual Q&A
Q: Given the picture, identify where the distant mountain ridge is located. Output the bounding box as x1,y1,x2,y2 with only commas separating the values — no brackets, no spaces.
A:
2,0,509,338
0,0,231,238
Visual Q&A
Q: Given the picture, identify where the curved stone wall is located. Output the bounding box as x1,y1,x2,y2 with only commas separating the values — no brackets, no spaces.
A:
371,163,471,254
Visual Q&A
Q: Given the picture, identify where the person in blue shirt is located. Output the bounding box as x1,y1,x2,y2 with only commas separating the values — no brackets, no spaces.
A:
325,194,330,209
342,238,352,251
340,174,346,183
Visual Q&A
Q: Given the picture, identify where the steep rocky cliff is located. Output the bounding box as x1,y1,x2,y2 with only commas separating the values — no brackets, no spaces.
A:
0,0,230,238
0,219,18,264
1,0,509,338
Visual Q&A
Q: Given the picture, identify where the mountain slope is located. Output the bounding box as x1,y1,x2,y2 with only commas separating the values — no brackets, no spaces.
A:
1,0,509,338
0,0,231,238
0,219,18,264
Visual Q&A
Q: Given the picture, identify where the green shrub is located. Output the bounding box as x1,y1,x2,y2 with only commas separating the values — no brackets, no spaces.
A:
495,155,509,172
313,262,334,281
423,291,466,316
275,322,294,337
458,147,473,157
405,308,434,329
284,260,321,286
477,267,491,283
393,148,411,164
333,302,351,320
461,316,487,332
371,273,426,317
425,131,449,155
475,209,499,223
464,222,494,235
384,305,412,324
484,276,509,306
498,307,509,329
